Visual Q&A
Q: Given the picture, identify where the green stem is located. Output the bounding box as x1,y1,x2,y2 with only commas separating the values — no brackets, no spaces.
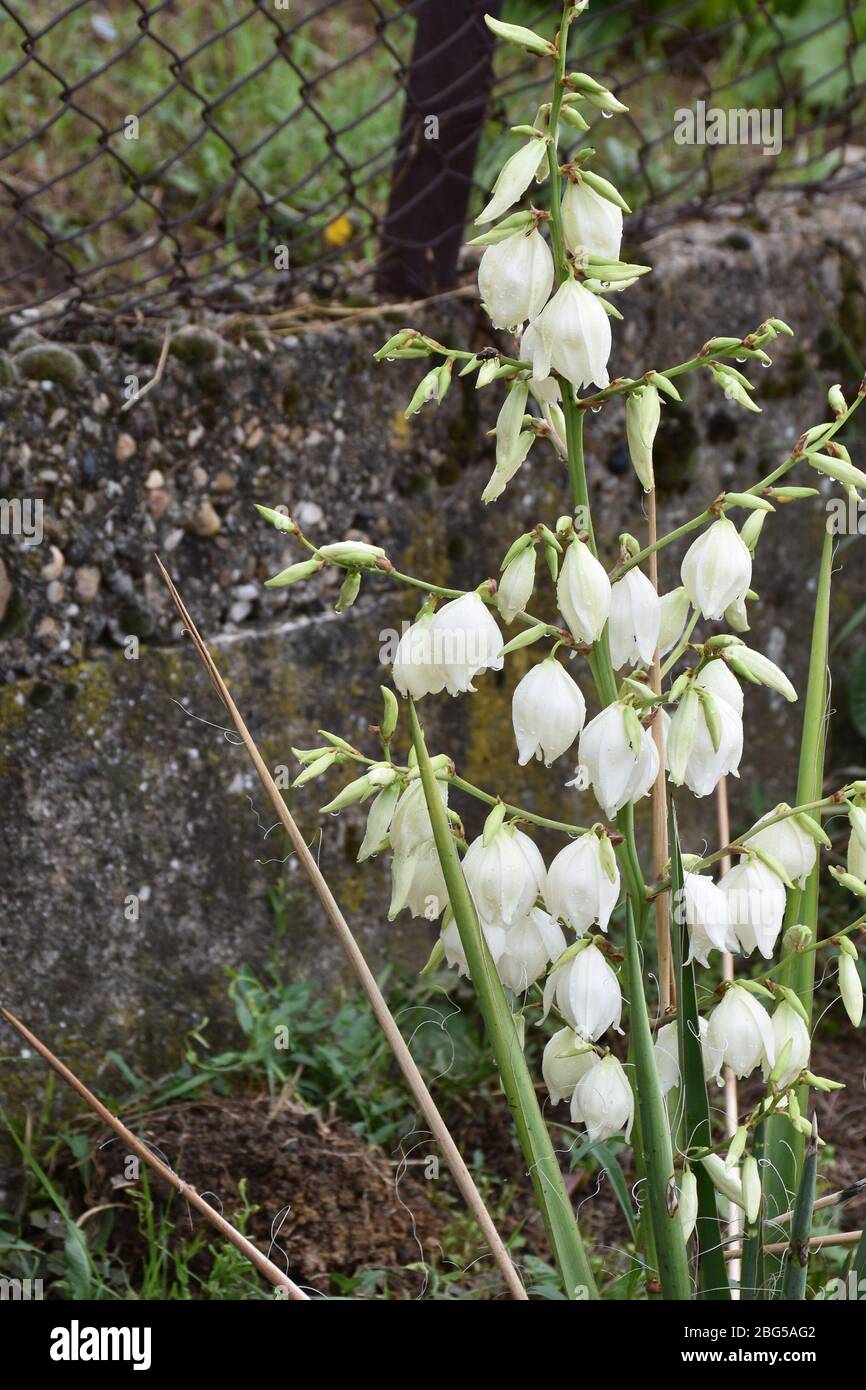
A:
449,774,590,836
781,1119,819,1300
408,699,598,1300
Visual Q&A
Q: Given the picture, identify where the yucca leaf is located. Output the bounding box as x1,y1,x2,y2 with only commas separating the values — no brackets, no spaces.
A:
763,527,832,1286
624,901,692,1299
669,801,731,1300
407,699,598,1301
782,1117,819,1300
740,1121,766,1301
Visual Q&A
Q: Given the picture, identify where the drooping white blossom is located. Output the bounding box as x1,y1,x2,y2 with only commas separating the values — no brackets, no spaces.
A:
462,824,547,928
496,909,566,993
529,279,612,392
545,832,620,936
557,536,612,645
571,1053,634,1144
719,857,786,959
543,942,622,1041
609,567,661,669
681,517,752,621
666,689,743,797
542,1026,599,1105
389,841,448,920
578,703,659,820
512,658,586,766
389,778,447,856
429,592,504,696
654,1017,724,1095
391,609,447,700
743,808,817,889
478,227,554,330
680,871,736,967
706,984,776,1081
695,657,744,716
560,178,623,260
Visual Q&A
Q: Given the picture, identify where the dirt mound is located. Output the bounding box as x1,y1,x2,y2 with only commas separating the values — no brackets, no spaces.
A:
90,1096,444,1294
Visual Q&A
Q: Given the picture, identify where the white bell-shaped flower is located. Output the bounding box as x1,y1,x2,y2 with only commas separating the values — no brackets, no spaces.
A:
498,545,536,624
496,908,566,993
429,592,504,696
557,536,612,645
389,778,447,856
667,691,743,798
696,657,743,716
392,610,446,700
512,657,586,766
543,1026,600,1105
764,1000,811,1089
476,139,546,224
680,871,736,967
849,828,866,880
571,1053,634,1144
478,227,554,331
706,984,775,1080
654,1017,724,1095
681,517,752,621
545,832,620,936
578,703,659,820
529,279,612,392
609,567,661,669
561,179,623,260
744,808,817,889
543,942,622,1041
462,824,547,928
389,841,448,921
441,915,506,977
719,857,786,959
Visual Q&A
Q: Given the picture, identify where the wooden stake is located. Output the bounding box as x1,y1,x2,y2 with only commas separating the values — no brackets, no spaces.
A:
154,558,528,1301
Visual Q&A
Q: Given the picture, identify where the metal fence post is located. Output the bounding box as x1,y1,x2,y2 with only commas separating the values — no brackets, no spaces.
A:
376,0,501,298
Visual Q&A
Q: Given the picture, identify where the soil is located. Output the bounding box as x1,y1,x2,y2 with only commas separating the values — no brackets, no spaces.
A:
88,1096,444,1298
72,1019,866,1296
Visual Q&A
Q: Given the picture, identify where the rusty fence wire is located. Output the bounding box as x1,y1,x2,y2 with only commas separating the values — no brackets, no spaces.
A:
1,0,865,324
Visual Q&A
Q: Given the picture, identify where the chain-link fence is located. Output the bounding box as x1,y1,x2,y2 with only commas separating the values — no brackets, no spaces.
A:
2,0,865,324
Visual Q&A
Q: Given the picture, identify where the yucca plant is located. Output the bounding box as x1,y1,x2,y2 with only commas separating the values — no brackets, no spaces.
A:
255,1,864,1300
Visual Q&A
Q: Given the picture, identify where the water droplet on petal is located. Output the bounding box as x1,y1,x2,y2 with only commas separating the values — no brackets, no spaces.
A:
760,360,771,368
735,356,746,363
591,404,602,414
601,111,613,119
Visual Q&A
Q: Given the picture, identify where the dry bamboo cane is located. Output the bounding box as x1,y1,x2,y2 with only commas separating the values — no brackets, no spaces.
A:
0,1007,310,1301
724,1230,862,1261
647,492,673,1015
716,776,742,1296
155,558,528,1301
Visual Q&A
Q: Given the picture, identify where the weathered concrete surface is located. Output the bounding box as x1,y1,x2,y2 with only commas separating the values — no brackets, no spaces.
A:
2,188,866,1109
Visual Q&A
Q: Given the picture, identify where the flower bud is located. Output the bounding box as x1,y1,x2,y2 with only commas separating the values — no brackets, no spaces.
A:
254,502,296,533
484,15,556,56
292,749,338,787
557,536,612,644
806,452,866,490
483,383,535,502
828,383,847,415
476,137,546,225
625,383,660,491
318,541,387,569
700,1153,746,1210
679,1166,699,1243
498,544,536,624
264,557,324,588
742,1156,762,1225
658,586,691,656
357,782,401,862
765,1000,811,1089
335,570,361,612
722,645,797,702
320,771,375,814
839,951,864,1027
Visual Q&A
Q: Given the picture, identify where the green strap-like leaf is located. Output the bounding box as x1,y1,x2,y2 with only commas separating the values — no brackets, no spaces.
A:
782,1120,819,1300
624,901,692,1300
669,801,731,1300
408,699,598,1301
